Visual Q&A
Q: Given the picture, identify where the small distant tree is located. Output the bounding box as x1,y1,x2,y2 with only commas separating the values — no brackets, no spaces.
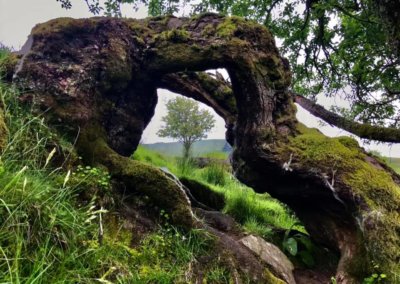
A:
157,97,215,158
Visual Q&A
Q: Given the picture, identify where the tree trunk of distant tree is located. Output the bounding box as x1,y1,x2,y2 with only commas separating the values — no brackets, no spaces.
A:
183,141,192,159
13,14,400,283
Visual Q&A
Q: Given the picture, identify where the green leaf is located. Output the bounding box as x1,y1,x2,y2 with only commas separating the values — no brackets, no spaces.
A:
284,237,298,256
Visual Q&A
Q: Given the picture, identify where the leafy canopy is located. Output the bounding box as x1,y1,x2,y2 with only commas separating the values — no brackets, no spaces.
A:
157,97,215,157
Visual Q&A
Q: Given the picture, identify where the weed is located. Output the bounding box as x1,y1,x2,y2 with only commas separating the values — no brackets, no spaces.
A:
201,163,227,186
362,263,388,284
176,156,196,176
282,222,315,267
72,164,111,191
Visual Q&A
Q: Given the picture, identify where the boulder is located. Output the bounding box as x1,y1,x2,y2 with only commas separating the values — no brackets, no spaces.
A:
240,235,295,284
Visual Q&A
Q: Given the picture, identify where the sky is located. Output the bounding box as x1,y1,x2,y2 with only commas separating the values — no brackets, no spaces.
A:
1,0,399,157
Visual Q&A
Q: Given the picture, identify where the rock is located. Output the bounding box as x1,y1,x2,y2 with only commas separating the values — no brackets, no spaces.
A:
240,235,295,284
194,208,240,234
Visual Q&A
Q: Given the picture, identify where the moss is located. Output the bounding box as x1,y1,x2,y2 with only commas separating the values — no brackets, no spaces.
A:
201,23,216,37
255,56,290,90
180,177,225,210
0,52,19,82
336,136,360,149
104,214,133,246
76,123,195,229
285,123,400,280
126,19,154,39
216,17,240,38
290,124,400,206
31,18,98,37
117,160,195,228
149,42,216,72
100,37,132,90
157,29,190,43
263,269,286,284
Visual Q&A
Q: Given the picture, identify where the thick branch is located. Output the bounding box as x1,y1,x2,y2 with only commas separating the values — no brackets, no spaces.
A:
159,72,238,145
159,72,237,124
164,71,400,144
294,92,400,143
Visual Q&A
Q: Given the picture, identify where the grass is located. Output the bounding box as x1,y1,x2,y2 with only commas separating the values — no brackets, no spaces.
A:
133,145,303,242
203,151,229,160
385,157,400,173
201,163,227,186
0,74,231,282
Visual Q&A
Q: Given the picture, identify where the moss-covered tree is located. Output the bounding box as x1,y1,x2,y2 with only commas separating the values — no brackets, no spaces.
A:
9,14,400,283
54,0,400,145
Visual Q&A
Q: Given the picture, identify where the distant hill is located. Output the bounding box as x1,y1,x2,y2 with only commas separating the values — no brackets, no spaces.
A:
143,139,231,157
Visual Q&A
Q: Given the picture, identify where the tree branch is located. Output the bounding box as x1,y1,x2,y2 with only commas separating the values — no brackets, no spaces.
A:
162,71,400,144
159,72,237,124
293,92,400,143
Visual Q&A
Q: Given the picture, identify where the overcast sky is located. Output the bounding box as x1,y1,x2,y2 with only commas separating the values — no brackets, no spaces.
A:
1,0,399,157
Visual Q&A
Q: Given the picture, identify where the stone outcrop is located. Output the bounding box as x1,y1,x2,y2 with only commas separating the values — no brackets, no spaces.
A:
11,14,400,283
240,235,295,284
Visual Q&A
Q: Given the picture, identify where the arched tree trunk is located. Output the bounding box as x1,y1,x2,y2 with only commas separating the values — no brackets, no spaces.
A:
13,14,400,283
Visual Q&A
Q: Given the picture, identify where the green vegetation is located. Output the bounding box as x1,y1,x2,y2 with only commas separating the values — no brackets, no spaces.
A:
133,145,302,242
287,123,400,279
0,75,232,282
0,62,297,282
201,163,227,186
157,96,215,158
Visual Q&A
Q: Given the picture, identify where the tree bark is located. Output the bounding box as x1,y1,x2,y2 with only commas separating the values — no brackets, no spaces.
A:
294,93,400,143
13,14,400,283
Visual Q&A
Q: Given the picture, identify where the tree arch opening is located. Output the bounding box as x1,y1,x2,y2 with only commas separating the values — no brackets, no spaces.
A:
141,86,227,156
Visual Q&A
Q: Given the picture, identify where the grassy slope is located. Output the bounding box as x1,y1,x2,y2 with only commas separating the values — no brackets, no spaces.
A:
0,61,296,282
133,145,302,238
0,79,225,282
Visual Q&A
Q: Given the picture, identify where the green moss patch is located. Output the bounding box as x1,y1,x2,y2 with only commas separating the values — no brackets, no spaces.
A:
286,123,400,279
31,18,99,37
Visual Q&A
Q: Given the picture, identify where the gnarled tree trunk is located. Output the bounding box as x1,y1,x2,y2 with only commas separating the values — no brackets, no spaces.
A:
13,14,400,283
